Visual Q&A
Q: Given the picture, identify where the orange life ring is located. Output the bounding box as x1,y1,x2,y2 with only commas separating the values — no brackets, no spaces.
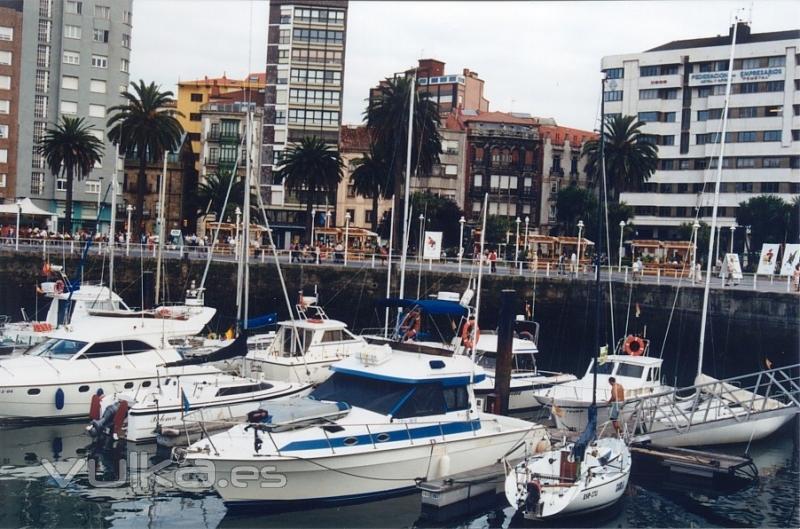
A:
54,280,65,294
461,320,481,349
624,335,645,356
399,311,421,341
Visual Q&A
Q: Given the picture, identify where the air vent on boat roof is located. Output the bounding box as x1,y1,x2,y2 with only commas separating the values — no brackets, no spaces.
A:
429,360,445,369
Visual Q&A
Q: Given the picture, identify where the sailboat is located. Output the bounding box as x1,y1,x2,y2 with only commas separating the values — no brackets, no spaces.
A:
505,75,631,519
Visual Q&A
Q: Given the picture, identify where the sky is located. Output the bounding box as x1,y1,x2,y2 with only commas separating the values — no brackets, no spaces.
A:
130,0,798,131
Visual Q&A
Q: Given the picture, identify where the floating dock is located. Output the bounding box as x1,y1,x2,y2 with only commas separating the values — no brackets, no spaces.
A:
418,462,506,522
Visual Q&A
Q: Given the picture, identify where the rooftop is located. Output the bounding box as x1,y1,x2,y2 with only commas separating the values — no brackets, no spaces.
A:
179,73,266,88
539,124,597,146
462,110,537,126
646,23,800,52
339,125,372,152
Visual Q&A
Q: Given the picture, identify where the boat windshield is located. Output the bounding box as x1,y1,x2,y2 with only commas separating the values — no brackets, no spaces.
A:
310,372,411,415
476,352,496,370
26,338,87,359
514,353,536,372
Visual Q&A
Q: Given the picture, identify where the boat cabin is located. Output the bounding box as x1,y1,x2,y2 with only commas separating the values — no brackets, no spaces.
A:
583,355,663,387
267,319,362,359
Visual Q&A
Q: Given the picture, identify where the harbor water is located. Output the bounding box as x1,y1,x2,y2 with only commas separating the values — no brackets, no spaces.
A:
0,419,796,528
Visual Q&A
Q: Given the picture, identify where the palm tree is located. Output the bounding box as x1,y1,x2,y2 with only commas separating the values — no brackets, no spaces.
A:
351,144,391,232
366,75,442,246
276,136,343,240
194,170,258,223
107,80,183,238
582,114,659,201
38,116,104,234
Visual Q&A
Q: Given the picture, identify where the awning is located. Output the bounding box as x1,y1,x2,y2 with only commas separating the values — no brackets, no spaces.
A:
376,298,468,317
0,198,53,216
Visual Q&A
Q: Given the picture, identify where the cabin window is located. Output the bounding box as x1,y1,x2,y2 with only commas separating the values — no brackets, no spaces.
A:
343,437,358,446
647,368,660,382
26,338,87,359
616,363,644,379
78,385,90,392
142,381,152,388
591,361,614,376
124,382,134,389
320,330,344,343
394,384,446,418
444,386,470,411
27,388,41,395
82,341,124,358
514,353,536,372
311,372,410,415
476,353,497,370
279,328,314,356
215,382,273,397
120,341,151,354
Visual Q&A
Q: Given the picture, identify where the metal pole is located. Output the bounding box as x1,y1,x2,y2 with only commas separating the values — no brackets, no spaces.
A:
154,152,168,306
729,225,735,253
458,216,465,273
109,143,119,298
514,217,520,270
398,69,416,302
126,205,132,256
618,221,625,272
344,213,350,266
96,176,103,235
576,222,583,277
14,202,20,251
384,196,396,337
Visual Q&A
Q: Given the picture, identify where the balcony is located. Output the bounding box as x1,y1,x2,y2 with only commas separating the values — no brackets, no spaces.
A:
206,130,241,144
549,167,564,177
468,128,537,140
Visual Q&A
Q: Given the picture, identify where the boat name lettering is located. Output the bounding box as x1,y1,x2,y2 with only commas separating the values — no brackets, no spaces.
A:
582,490,598,500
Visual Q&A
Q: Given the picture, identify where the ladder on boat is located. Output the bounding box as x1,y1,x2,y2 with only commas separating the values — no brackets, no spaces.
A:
622,363,800,446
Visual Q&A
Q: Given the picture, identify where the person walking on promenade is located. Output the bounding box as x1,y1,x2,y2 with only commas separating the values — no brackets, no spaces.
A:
489,249,497,273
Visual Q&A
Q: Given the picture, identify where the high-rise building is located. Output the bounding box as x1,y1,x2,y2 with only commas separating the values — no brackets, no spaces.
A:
15,0,132,233
0,1,22,202
601,22,799,240
262,0,348,248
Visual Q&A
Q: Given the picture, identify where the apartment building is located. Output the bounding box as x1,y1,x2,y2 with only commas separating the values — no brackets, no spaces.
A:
0,1,21,202
601,22,799,240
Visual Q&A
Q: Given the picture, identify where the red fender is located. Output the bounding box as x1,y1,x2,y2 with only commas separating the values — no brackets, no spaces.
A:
113,400,129,437
89,393,103,420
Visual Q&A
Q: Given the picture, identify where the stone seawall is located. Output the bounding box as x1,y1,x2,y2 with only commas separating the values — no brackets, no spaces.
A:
1,251,797,385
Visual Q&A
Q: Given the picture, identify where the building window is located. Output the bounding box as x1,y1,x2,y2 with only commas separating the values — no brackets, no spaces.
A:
0,173,6,187
280,14,291,24
639,89,658,99
0,149,7,163
741,58,761,70
473,174,482,187
767,56,785,67
90,79,106,93
123,10,132,24
763,130,781,142
190,93,203,102
89,104,105,118
31,173,44,195
91,54,108,69
56,177,67,191
0,26,13,41
0,51,10,67
278,49,289,64
736,158,756,168
122,33,131,48
34,96,47,118
279,29,289,44
190,113,201,122
0,75,9,90
65,1,82,15
64,24,81,39
94,5,110,19
661,135,675,146
120,58,129,73
738,131,756,142
60,101,77,115
0,124,7,138
638,111,659,122
36,45,49,68
38,20,51,42
63,50,79,65
604,68,623,79
92,28,109,43
275,110,286,124
604,90,623,102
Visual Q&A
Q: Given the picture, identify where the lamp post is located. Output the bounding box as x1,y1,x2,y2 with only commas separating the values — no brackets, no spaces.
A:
524,215,530,252
715,225,721,264
311,208,316,245
96,176,103,236
458,215,465,272
344,211,351,266
729,225,735,254
234,206,242,259
514,217,521,268
125,204,133,255
691,220,700,283
744,225,751,268
576,219,584,277
14,199,22,251
618,220,626,272
418,213,425,263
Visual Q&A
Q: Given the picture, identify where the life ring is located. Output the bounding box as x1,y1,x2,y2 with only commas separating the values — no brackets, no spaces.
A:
461,320,480,349
54,280,65,294
399,311,421,341
624,335,645,356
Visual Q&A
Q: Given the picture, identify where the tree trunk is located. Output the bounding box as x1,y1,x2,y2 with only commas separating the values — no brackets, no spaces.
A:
305,192,314,244
135,150,147,239
64,166,74,235
371,192,379,233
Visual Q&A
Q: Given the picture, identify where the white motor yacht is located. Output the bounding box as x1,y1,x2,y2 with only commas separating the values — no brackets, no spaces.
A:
178,345,547,509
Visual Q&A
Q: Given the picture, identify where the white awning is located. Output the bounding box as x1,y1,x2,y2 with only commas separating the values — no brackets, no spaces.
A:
0,197,53,216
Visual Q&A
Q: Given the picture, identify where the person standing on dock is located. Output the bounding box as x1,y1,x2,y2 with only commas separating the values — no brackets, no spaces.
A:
607,377,625,437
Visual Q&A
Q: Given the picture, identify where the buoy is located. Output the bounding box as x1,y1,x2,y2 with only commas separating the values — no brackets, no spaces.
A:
89,392,103,420
437,453,451,478
54,388,65,410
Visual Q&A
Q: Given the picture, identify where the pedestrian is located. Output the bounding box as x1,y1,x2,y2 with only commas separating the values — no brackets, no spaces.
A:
633,257,643,282
607,376,625,437
570,251,577,275
793,263,800,292
489,249,497,273
558,252,565,275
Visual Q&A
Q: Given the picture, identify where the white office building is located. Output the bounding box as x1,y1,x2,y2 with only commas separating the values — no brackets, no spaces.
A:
601,22,799,241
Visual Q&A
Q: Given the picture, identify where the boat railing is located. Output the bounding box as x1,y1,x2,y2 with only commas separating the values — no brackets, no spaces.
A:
622,363,800,442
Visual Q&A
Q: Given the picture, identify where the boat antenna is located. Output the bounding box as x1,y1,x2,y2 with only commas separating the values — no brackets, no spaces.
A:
697,17,739,384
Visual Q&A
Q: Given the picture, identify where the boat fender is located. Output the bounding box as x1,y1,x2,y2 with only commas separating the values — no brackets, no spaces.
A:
437,453,451,478
89,392,104,420
535,439,551,453
113,400,129,438
55,388,65,410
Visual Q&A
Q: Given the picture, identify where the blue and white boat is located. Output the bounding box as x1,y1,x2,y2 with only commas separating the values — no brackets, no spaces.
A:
179,344,547,508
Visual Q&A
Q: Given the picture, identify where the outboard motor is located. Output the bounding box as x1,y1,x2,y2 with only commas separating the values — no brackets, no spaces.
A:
86,400,121,438
525,480,542,515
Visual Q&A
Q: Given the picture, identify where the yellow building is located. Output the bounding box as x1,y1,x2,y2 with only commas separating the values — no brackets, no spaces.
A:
176,73,265,166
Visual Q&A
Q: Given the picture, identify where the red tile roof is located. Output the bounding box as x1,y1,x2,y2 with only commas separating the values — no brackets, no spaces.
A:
179,73,266,87
339,125,372,152
538,124,597,146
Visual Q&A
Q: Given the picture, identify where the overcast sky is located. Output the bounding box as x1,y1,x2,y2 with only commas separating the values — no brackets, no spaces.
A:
130,0,798,131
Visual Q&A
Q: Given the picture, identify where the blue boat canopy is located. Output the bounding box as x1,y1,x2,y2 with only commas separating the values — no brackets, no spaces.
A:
376,298,468,317
245,312,278,329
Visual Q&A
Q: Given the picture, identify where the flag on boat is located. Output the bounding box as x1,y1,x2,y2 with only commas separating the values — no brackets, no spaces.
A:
181,389,190,414
599,344,608,365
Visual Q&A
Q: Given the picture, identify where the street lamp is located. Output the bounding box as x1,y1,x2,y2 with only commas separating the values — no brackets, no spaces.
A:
514,217,521,269
126,204,134,255
311,208,316,244
729,225,735,254
691,220,700,283
715,225,721,264
618,220,626,272
524,215,530,252
576,220,584,276
14,199,22,251
418,213,425,263
344,211,351,266
234,206,242,259
458,215,465,272
96,176,104,236
744,225,752,268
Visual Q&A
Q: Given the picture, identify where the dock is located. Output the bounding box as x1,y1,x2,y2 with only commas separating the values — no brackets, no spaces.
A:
418,462,507,522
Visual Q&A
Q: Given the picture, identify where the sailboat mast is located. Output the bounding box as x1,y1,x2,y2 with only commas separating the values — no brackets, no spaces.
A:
108,141,119,300
471,192,489,382
397,69,416,302
592,76,607,407
243,111,252,329
697,19,739,382
154,150,168,305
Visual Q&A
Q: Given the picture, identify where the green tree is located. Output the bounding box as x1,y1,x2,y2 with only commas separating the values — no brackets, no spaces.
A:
107,80,184,238
678,221,711,265
366,75,442,247
410,191,464,249
194,170,258,223
482,215,513,251
555,185,596,236
582,114,659,200
789,196,800,243
351,144,391,232
735,195,792,250
276,136,343,241
38,116,104,234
